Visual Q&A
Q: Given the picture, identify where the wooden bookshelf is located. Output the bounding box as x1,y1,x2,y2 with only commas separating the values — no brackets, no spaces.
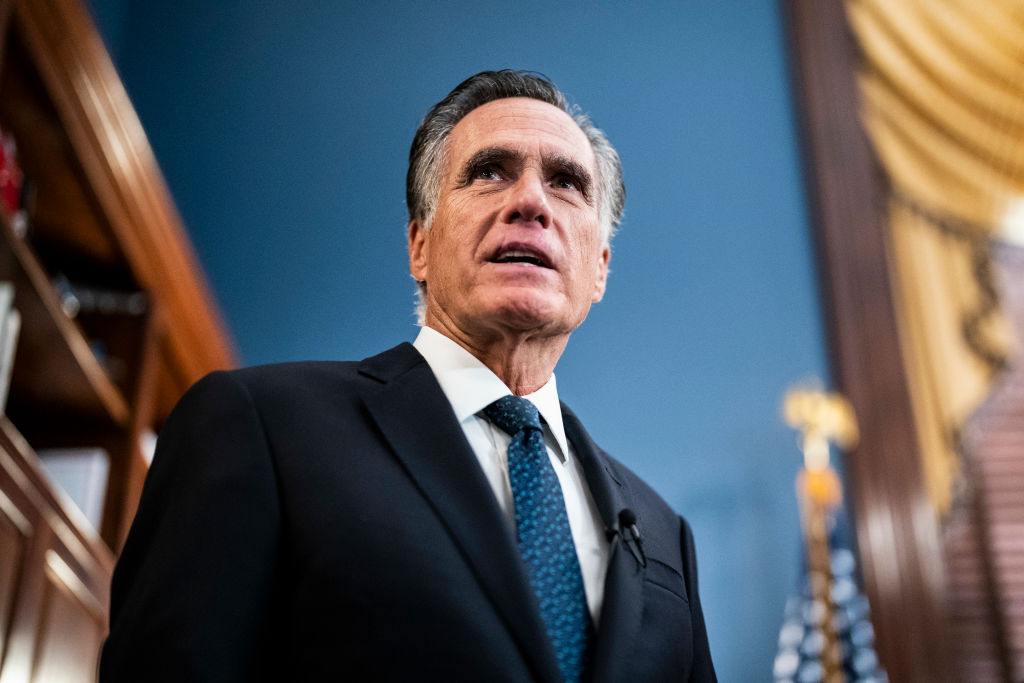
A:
0,210,130,428
0,0,236,680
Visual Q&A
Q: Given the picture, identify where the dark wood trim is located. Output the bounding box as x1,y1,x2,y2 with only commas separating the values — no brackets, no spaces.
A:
783,1,954,681
99,304,160,552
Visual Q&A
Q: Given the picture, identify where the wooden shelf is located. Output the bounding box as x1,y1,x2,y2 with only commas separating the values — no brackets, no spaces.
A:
0,210,129,426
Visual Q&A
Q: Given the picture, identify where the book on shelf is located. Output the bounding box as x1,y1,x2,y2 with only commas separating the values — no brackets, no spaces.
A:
0,309,20,414
0,281,18,413
37,447,110,534
0,281,12,325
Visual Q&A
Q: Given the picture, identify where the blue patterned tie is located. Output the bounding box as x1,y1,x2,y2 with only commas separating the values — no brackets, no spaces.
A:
483,395,593,683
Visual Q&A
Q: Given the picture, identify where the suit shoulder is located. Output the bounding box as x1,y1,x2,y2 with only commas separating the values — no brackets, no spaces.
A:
206,361,374,416
205,342,421,397
160,361,361,433
174,342,424,422
230,360,363,389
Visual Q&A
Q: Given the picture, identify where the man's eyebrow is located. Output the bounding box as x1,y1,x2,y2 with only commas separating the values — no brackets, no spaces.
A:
455,147,522,186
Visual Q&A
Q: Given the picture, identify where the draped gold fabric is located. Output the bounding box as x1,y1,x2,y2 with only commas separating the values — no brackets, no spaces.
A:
845,0,1024,514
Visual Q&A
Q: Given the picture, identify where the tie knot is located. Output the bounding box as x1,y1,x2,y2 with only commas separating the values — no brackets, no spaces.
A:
483,395,542,437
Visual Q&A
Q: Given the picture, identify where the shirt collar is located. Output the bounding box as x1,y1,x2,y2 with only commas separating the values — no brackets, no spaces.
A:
413,326,569,461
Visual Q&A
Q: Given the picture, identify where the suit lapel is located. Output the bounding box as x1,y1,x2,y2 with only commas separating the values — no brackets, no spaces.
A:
561,404,646,683
358,344,562,683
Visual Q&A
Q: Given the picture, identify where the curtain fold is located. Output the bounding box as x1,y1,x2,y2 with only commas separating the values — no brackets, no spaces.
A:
846,0,1024,515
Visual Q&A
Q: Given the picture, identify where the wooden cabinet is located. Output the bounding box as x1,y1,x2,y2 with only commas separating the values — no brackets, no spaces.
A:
0,419,111,683
0,0,236,680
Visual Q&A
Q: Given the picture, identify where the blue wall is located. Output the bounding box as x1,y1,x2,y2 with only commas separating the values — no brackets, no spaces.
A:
88,2,829,679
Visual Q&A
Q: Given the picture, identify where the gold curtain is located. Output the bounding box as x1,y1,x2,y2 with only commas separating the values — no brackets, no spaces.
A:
845,0,1024,514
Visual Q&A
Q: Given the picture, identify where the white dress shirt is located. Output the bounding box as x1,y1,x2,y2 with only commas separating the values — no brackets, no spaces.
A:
413,326,610,623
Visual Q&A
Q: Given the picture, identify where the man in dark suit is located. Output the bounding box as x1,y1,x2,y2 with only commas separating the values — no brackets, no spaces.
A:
100,70,716,682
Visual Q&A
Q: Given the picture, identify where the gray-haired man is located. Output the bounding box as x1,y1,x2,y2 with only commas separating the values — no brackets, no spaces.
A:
101,70,716,682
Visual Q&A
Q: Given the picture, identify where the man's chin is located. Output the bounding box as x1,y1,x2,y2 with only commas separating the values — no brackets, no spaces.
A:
482,295,583,336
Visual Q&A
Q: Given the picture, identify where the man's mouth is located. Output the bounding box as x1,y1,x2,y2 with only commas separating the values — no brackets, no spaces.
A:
488,245,553,269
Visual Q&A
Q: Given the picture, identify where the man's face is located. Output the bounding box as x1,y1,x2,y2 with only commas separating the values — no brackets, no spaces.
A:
409,97,610,343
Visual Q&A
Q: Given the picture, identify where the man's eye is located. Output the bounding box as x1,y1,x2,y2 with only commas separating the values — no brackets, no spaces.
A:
554,175,578,191
474,165,502,181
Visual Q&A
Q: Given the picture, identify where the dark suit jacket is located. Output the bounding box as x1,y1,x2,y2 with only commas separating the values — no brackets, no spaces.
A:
100,343,716,682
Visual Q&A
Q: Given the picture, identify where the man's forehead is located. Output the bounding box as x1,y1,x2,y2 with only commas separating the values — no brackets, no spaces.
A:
446,97,594,167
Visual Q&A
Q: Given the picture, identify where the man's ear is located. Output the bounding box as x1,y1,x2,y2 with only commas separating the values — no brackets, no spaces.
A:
591,246,610,302
409,220,429,283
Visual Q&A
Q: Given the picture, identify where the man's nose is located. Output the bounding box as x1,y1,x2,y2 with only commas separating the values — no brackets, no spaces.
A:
501,171,551,228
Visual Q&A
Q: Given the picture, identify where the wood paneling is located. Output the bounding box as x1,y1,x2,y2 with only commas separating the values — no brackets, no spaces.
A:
0,420,112,683
29,552,105,683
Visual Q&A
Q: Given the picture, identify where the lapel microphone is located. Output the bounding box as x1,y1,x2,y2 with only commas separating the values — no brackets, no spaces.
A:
616,508,647,568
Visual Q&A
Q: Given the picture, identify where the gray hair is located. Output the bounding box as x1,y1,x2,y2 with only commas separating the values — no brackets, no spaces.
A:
408,70,625,322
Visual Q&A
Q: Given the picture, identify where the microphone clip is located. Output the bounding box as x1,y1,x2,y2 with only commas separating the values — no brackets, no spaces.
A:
617,509,647,568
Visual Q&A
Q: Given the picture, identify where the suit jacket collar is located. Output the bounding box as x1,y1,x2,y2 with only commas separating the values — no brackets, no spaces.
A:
359,343,563,683
359,344,645,683
562,404,647,683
